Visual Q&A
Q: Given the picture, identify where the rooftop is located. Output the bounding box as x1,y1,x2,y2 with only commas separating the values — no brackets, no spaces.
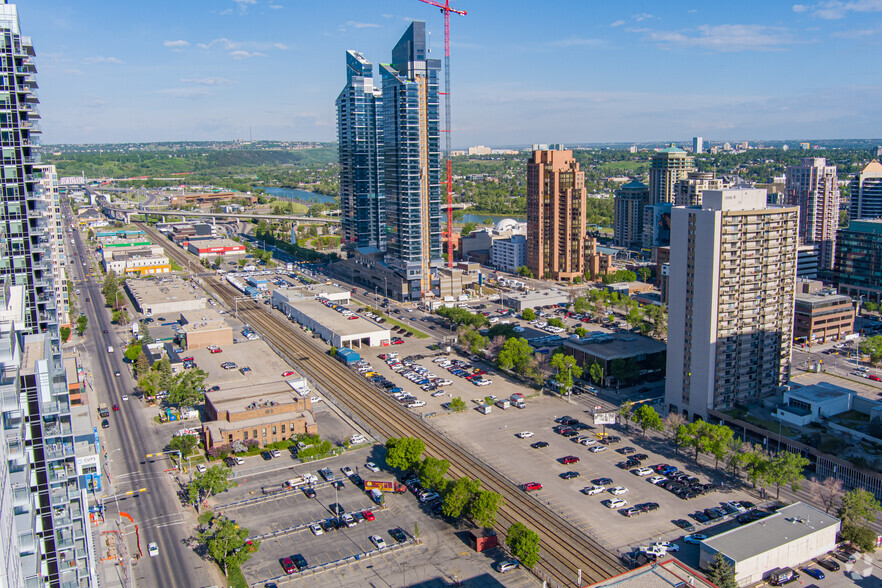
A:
505,289,569,303
788,380,856,404
564,331,666,361
795,292,853,306
287,299,390,337
590,558,716,588
189,238,244,249
204,409,315,441
179,308,229,333
193,339,297,387
702,502,840,562
206,380,309,416
19,334,46,376
274,283,350,299
126,277,207,306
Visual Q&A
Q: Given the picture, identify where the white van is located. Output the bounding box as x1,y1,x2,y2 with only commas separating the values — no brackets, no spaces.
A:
107,346,114,353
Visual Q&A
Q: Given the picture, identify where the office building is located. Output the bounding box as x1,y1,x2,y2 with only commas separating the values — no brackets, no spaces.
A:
785,157,840,271
693,136,704,154
380,22,442,298
849,160,882,221
1,5,95,585
613,180,649,249
666,189,799,420
828,219,882,301
793,289,854,344
526,150,587,281
337,50,385,251
490,234,526,273
649,145,694,205
36,165,70,327
674,171,722,207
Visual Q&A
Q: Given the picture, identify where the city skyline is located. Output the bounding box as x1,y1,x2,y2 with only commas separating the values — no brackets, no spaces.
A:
25,0,882,145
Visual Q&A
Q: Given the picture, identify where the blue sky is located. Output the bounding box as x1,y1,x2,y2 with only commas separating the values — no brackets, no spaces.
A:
25,0,882,146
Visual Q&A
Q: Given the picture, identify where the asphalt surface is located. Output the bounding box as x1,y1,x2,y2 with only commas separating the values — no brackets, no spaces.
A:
65,208,208,588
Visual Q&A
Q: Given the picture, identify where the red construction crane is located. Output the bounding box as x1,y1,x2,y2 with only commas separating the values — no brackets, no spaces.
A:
418,0,466,268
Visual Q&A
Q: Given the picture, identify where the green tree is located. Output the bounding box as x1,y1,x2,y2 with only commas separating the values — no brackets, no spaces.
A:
744,447,770,489
573,296,589,314
574,326,587,337
167,368,208,408
138,322,154,344
169,434,199,458
155,358,173,390
706,424,734,469
521,308,536,321
633,404,664,438
840,523,878,552
456,325,488,355
860,335,882,364
417,457,450,491
385,437,426,471
589,362,604,385
213,255,223,268
516,265,533,278
188,465,234,508
637,266,652,283
448,397,467,413
135,352,150,377
124,343,142,363
441,476,481,518
839,488,881,527
60,326,71,342
138,369,162,398
461,221,477,236
76,315,88,336
618,400,635,431
705,553,737,588
505,522,540,568
496,337,534,374
547,317,564,329
549,353,583,395
199,516,252,577
468,490,503,528
763,450,809,499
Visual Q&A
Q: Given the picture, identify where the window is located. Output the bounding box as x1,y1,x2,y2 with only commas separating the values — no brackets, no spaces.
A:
243,430,248,440
262,428,267,437
272,426,277,435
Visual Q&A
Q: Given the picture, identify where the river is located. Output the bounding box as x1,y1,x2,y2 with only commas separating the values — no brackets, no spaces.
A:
263,186,337,204
460,212,526,224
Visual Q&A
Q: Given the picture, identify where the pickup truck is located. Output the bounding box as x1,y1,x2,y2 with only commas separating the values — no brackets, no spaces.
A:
97,403,110,418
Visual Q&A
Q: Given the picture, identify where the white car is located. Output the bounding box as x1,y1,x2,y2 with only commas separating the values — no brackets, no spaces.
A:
634,467,654,476
406,401,426,408
609,486,629,495
419,491,440,503
583,485,605,495
580,438,597,446
431,390,446,397
516,431,534,439
650,541,679,553
121,395,129,401
588,445,607,453
195,464,207,474
369,535,387,549
341,466,354,477
147,542,159,557
606,498,627,509
474,379,491,386
233,456,244,465
365,462,380,473
310,523,323,536
647,475,667,485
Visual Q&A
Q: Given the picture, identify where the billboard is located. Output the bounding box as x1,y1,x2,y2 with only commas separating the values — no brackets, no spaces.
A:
593,411,617,425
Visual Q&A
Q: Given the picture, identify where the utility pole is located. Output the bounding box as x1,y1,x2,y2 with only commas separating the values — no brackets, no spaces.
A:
418,0,466,268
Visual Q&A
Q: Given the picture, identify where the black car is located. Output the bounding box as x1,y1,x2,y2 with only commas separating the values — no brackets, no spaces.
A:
704,508,722,520
594,477,614,486
261,452,272,461
638,502,660,513
303,487,316,499
329,503,345,516
816,558,840,572
350,474,363,487
328,517,344,530
291,554,308,571
332,480,344,490
101,419,110,429
673,519,695,532
390,528,407,543
692,512,710,524
618,447,636,455
531,441,549,449
561,429,579,438
633,454,649,462
319,520,334,533
560,471,580,480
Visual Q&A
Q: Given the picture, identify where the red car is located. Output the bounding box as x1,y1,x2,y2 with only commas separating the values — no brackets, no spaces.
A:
282,371,296,377
361,510,375,521
210,348,222,354
870,375,882,382
560,456,580,465
112,404,120,411
523,482,542,492
182,357,194,362
280,557,296,574
392,339,404,345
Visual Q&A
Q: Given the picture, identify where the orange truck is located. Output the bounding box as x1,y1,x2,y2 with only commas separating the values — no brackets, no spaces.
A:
363,480,406,493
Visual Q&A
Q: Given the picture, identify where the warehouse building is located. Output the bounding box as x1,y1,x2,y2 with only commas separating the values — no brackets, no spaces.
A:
178,308,233,350
272,284,351,306
502,288,569,311
280,298,390,347
187,238,246,258
699,502,840,586
102,245,171,276
125,277,207,316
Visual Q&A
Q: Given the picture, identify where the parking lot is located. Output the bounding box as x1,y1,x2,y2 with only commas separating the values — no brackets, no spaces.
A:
217,447,538,587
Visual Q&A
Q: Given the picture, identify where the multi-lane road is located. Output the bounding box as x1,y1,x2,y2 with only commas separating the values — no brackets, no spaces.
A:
65,210,209,588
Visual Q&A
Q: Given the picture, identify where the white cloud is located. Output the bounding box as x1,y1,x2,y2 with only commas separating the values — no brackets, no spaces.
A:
346,21,380,28
793,4,809,11
83,56,123,64
799,0,882,19
234,0,257,3
181,77,235,86
273,42,290,50
644,24,795,52
197,38,242,50
831,24,882,36
611,20,626,27
229,50,266,59
634,13,656,22
164,40,189,48
219,8,233,15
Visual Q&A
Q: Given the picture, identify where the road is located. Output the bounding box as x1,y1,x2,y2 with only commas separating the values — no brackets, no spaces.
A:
65,209,208,588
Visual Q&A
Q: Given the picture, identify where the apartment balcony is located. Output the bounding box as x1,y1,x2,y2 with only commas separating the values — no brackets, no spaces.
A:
45,444,75,462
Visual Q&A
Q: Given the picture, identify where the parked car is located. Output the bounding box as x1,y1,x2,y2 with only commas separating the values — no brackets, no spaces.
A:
494,559,519,573
582,485,605,495
531,441,549,449
369,535,387,549
683,534,707,544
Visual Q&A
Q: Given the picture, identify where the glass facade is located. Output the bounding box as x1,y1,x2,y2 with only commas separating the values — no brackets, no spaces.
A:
828,219,882,301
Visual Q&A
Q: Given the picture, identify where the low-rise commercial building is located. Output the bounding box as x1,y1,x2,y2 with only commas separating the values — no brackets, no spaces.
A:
178,309,233,350
102,245,171,276
699,502,840,586
774,381,858,426
794,291,854,343
125,277,207,316
277,298,390,347
203,382,317,449
563,331,666,387
502,289,569,312
187,238,246,258
169,192,257,206
273,283,351,304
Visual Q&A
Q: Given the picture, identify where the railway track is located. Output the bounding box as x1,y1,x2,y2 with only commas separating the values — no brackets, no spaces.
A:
138,223,625,586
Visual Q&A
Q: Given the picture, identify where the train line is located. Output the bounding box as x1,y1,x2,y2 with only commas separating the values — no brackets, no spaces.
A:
137,223,625,586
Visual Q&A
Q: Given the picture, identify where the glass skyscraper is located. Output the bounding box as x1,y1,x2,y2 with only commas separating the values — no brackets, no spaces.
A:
380,22,442,298
337,50,385,251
